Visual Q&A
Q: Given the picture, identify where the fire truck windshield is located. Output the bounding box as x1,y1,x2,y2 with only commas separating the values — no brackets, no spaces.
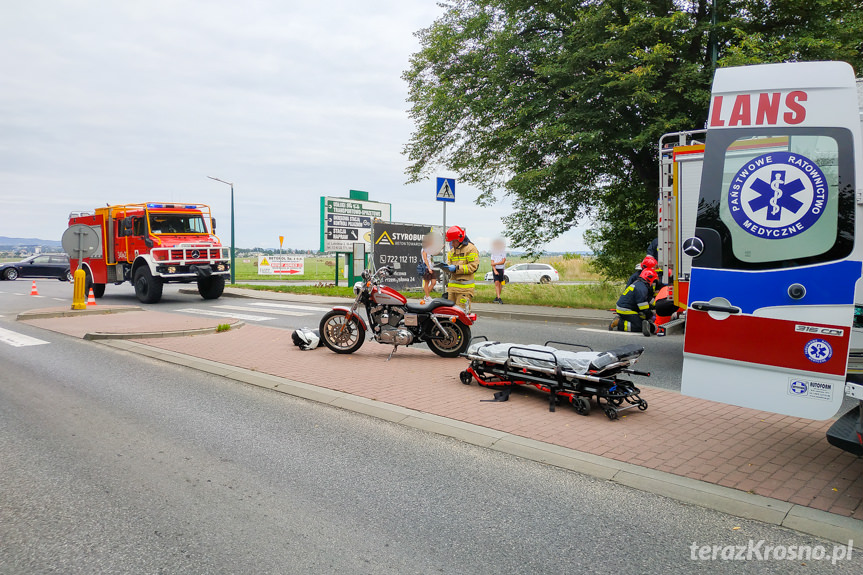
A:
148,213,208,235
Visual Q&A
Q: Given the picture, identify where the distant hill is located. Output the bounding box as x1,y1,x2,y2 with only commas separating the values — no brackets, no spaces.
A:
0,236,61,248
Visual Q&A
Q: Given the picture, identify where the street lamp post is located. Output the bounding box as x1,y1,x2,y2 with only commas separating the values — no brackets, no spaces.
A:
207,176,235,284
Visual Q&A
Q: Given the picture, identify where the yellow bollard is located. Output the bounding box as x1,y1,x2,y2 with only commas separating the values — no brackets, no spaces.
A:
71,268,87,310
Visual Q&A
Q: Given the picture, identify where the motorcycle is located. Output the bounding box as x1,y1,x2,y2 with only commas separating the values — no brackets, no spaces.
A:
318,264,476,358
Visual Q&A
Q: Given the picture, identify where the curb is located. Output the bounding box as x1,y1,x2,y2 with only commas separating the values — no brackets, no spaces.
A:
16,306,142,321
83,320,245,341
98,339,862,544
180,288,614,327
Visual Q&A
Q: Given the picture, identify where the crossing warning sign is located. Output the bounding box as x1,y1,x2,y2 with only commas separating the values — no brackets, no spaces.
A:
436,177,455,202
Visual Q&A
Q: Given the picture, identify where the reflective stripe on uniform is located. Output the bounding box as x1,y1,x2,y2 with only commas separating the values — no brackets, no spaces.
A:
616,308,638,315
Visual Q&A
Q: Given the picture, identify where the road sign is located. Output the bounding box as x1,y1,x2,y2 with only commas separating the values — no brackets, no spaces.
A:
371,221,443,290
436,178,455,202
61,224,100,264
258,255,304,275
321,196,391,252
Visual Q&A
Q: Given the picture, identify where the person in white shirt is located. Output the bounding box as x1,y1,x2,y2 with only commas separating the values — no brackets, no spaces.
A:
490,238,507,304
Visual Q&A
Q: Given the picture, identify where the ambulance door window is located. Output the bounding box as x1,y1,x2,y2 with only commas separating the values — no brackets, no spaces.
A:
697,128,854,270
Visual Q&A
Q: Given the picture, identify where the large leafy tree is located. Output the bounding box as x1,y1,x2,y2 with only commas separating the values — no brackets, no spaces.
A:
404,0,863,278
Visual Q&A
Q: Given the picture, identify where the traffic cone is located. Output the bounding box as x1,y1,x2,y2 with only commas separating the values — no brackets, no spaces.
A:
30,280,39,296
87,287,97,306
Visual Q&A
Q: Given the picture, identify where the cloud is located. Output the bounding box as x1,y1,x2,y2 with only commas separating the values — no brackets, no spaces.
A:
0,0,589,253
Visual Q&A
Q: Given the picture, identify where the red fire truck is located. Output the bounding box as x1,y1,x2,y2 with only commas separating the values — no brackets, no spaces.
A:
67,202,230,304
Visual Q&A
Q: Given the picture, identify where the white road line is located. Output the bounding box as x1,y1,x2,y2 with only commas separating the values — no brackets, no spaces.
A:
174,308,276,322
52,297,65,301
577,327,643,336
215,305,313,317
0,327,50,347
247,302,330,312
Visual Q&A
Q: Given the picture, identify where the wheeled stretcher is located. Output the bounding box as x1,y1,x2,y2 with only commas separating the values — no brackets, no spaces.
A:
460,339,649,420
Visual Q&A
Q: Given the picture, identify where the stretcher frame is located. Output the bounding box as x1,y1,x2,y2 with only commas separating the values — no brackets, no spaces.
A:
460,339,649,420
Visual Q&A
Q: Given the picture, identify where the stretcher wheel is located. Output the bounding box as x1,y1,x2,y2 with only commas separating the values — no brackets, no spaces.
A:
571,397,590,416
638,399,648,411
459,371,473,385
604,407,619,421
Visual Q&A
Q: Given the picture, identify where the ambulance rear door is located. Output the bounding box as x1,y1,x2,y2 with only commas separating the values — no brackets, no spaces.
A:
682,61,863,420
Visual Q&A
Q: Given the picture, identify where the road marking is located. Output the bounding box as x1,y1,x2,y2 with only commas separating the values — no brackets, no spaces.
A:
577,327,643,336
52,298,65,301
174,308,276,322
0,327,49,347
247,302,330,312
215,304,313,317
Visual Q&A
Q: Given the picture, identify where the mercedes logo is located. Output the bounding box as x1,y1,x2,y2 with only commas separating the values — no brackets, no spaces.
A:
190,249,200,259
683,237,704,257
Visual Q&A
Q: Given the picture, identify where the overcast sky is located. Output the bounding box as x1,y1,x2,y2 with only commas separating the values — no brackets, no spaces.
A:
0,0,589,253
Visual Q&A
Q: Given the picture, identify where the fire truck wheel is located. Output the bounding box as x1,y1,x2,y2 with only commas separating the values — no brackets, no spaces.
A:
197,275,225,300
92,283,106,298
133,266,163,304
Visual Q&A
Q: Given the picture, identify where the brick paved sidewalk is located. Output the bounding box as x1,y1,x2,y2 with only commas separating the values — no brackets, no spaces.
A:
123,324,863,520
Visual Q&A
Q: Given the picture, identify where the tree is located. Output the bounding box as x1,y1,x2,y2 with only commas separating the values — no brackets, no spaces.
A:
404,0,863,279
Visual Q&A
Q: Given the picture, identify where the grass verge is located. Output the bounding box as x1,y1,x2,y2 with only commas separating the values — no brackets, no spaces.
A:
232,282,620,309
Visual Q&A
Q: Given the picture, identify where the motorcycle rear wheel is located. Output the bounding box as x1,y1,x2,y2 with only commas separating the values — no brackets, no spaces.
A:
427,319,471,358
319,310,366,354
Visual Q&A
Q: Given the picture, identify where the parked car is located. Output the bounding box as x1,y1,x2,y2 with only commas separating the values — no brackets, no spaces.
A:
0,254,72,281
485,263,560,284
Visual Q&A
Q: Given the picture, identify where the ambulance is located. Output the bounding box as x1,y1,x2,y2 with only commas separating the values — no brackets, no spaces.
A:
679,61,863,455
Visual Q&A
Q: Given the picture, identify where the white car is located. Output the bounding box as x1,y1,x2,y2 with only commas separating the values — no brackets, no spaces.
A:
485,263,560,284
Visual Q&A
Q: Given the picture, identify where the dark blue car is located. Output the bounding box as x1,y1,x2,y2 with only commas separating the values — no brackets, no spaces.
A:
0,254,72,281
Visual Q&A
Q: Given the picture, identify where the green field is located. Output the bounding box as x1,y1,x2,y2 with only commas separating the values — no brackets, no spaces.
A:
235,254,602,283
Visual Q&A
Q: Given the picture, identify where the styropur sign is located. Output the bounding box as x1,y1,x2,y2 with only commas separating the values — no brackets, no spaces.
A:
371,221,442,290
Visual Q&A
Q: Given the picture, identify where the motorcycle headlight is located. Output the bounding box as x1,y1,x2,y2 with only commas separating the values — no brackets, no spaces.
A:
353,281,364,295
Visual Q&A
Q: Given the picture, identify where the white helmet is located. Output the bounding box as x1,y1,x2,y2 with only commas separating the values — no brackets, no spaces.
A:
291,327,320,350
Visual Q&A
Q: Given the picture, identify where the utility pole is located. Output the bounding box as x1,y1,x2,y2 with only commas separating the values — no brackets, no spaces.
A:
207,176,236,284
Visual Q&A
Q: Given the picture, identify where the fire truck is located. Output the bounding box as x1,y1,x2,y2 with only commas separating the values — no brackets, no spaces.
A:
673,61,863,456
67,202,230,304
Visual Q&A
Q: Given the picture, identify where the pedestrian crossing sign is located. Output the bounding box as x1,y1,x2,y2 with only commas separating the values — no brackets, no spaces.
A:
436,177,455,202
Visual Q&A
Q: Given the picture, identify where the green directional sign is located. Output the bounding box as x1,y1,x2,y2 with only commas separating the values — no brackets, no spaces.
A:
320,195,392,252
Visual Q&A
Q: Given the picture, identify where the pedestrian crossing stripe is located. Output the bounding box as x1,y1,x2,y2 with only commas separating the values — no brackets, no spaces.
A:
375,231,394,245
0,327,49,347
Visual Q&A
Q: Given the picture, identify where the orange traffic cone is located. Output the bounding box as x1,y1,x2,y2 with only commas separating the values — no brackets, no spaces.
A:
30,280,39,296
87,287,97,306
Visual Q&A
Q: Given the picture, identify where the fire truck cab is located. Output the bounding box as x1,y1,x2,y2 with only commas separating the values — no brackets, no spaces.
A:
67,202,230,304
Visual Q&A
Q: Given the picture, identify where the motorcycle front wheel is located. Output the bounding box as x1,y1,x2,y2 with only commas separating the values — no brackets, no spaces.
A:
427,319,471,358
319,310,366,354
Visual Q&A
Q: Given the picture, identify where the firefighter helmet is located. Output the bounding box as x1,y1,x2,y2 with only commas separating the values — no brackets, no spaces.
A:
641,255,657,269
445,226,466,244
640,268,658,284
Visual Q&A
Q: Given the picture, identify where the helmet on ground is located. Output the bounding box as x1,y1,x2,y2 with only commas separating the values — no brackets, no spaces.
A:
641,255,657,270
291,327,320,350
445,225,466,244
640,268,658,284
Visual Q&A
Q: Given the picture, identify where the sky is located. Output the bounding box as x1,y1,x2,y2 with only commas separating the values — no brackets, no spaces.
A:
0,0,590,253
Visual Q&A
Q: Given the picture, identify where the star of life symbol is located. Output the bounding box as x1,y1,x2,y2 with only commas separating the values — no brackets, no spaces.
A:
804,339,832,364
727,152,828,239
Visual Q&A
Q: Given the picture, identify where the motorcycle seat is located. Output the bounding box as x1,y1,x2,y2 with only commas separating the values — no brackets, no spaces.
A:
405,298,455,313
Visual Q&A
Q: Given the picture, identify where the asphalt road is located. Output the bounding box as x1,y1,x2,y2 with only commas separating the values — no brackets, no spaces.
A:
1,318,860,574
0,280,683,391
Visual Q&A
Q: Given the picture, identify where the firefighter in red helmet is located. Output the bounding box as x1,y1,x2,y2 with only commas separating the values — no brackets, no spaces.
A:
611,267,658,337
443,225,479,312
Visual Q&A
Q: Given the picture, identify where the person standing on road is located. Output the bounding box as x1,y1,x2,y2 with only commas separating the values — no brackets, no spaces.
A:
610,268,658,337
444,226,479,312
419,233,438,304
490,238,506,304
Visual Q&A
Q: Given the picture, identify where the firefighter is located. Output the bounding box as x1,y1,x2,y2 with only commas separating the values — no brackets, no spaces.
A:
610,268,658,337
627,255,658,286
443,225,479,312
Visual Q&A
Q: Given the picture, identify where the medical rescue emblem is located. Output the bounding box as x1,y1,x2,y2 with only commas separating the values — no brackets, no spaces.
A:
728,152,828,239
804,338,832,364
